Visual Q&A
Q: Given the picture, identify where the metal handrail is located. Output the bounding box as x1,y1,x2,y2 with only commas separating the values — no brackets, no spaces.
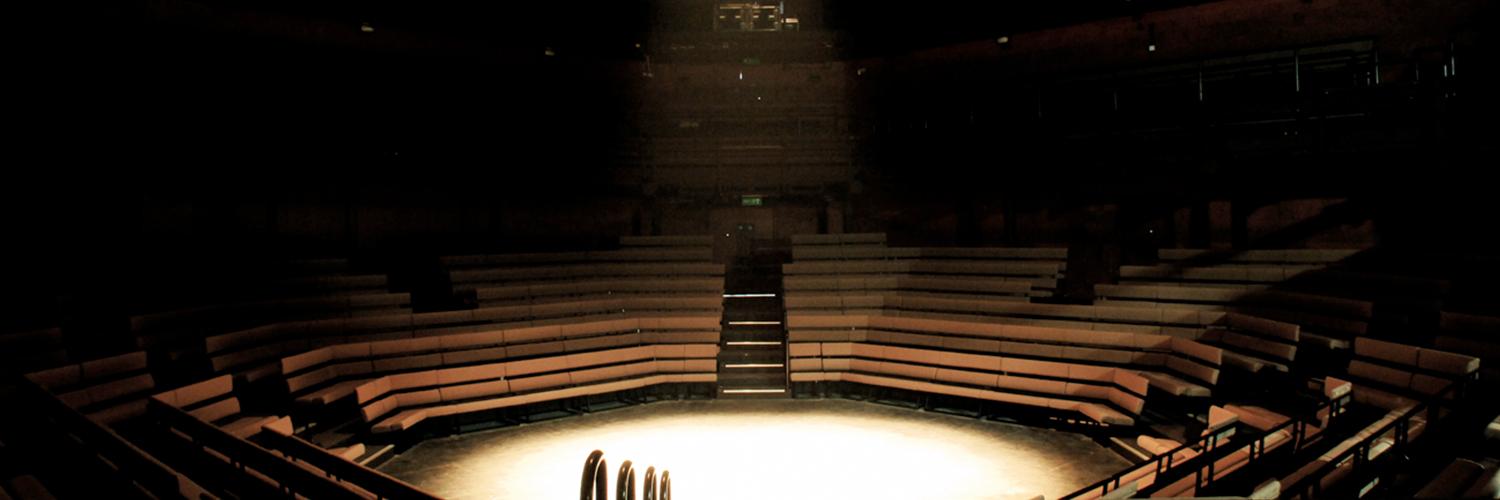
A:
1062,391,1348,499
1280,375,1472,499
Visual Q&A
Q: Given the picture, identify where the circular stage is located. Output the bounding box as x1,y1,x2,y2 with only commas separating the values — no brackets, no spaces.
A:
379,399,1129,500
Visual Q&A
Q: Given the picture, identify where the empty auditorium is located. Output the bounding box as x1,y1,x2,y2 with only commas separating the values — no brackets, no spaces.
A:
6,0,1499,498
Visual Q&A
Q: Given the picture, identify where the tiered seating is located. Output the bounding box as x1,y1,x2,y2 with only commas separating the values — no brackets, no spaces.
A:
443,248,714,269
786,260,1063,298
619,235,717,248
787,292,1223,337
147,392,388,500
1095,283,1368,350
1071,379,1353,500
280,316,720,407
469,278,724,307
353,341,719,433
1278,339,1480,496
1196,313,1301,373
151,375,281,439
1414,458,1500,498
25,352,157,426
1434,311,1500,382
14,375,210,499
0,327,67,373
1121,256,1449,341
1343,337,1479,410
787,313,1224,405
789,233,887,248
450,262,724,289
204,297,722,386
131,292,412,356
1156,249,1361,266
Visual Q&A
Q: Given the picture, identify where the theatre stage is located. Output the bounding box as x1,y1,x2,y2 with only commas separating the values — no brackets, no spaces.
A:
379,399,1129,500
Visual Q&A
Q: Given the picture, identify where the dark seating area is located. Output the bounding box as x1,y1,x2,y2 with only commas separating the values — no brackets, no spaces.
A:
7,0,1498,497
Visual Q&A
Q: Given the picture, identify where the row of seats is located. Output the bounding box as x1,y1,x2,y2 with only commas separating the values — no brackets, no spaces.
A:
1077,378,1352,500
1095,283,1369,349
15,376,211,499
1121,262,1450,322
1196,313,1302,373
152,375,281,439
785,275,1038,301
26,352,156,426
450,262,725,289
355,343,719,433
787,314,1222,398
789,340,1150,426
1273,340,1479,497
789,233,887,246
786,292,1224,337
203,298,722,385
473,280,723,306
790,245,1067,264
0,327,66,374
147,392,385,500
441,248,714,268
279,316,720,407
784,260,1063,280
1414,458,1500,498
1345,337,1480,410
1435,311,1500,382
619,235,717,247
131,292,412,351
1157,248,1362,266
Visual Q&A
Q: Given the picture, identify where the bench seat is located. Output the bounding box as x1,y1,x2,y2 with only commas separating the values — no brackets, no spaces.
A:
1136,370,1211,397
296,379,371,406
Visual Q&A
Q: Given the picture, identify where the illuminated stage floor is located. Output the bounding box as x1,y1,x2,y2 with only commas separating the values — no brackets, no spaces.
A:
378,399,1130,500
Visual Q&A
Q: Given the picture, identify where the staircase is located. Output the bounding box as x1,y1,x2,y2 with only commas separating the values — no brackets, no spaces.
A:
717,245,790,398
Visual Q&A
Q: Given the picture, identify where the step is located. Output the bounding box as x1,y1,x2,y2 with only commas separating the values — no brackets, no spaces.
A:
717,371,788,386
724,341,783,346
724,320,783,326
722,293,779,298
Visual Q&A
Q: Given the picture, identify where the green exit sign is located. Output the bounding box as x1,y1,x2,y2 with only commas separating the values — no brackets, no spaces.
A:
741,195,764,207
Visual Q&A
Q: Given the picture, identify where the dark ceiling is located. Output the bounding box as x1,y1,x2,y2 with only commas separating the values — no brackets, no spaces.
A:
48,0,1226,60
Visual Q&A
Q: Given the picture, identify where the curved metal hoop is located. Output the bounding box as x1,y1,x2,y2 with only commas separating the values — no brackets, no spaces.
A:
616,460,637,500
660,470,671,500
581,450,608,500
642,467,657,500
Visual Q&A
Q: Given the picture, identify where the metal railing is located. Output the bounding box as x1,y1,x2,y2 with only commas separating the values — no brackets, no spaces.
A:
1281,375,1474,499
583,450,670,500
1062,391,1349,499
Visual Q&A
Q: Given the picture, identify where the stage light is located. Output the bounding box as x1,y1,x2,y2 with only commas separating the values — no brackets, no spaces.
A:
996,36,1010,44
1148,44,1157,52
359,22,374,33
544,47,557,57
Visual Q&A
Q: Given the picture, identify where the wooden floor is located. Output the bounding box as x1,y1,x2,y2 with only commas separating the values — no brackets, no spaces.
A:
379,398,1130,500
